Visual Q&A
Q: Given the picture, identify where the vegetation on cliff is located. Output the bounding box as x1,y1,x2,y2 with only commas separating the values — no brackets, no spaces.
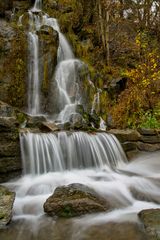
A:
43,0,160,128
0,0,160,128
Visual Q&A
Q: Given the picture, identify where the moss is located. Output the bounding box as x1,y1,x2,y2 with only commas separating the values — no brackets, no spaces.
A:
6,27,27,109
41,60,49,95
61,205,75,217
16,112,27,124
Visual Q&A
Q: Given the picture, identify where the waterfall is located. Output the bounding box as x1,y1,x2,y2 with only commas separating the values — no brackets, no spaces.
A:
43,16,82,122
91,89,101,114
20,132,127,175
26,9,42,115
32,0,42,11
3,1,159,239
28,32,40,115
23,7,84,120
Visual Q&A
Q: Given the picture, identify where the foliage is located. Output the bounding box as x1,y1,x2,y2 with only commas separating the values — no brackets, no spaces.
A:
111,46,160,128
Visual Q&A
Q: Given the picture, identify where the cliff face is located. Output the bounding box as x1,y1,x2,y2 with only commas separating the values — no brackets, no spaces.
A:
0,0,59,114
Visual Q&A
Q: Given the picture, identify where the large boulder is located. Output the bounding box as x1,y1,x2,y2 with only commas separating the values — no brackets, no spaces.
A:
0,185,15,228
138,208,160,240
44,183,109,217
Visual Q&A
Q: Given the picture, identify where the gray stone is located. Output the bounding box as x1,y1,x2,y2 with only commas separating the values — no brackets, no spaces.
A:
138,128,159,136
140,135,160,144
44,183,109,217
0,185,15,228
122,141,137,152
108,129,141,142
139,208,160,240
137,142,160,152
40,122,59,132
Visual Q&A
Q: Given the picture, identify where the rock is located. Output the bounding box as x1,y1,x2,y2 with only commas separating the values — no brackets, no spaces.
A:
40,122,59,132
0,19,27,108
140,135,160,144
27,115,47,128
138,128,159,136
44,183,109,217
70,113,84,129
0,117,19,132
122,141,137,152
89,112,100,129
0,101,15,117
0,185,15,228
126,150,140,160
138,208,160,240
0,102,22,183
137,142,160,152
38,25,59,115
108,129,141,142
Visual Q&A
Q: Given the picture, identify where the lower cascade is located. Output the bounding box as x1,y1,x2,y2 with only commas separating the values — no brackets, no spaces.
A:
20,132,127,174
1,132,159,239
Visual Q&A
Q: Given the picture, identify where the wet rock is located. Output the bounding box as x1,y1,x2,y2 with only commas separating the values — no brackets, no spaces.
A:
140,135,160,144
0,185,15,228
0,18,27,108
138,208,160,240
0,102,21,183
0,101,15,117
138,128,160,136
27,115,47,128
121,141,137,152
89,112,100,129
70,113,84,129
0,117,19,132
108,129,141,142
40,122,59,132
137,142,160,152
44,183,109,217
38,25,59,115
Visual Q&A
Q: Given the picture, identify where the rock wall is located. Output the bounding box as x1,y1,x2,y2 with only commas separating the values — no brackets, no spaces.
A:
0,1,59,113
0,102,22,183
109,129,160,159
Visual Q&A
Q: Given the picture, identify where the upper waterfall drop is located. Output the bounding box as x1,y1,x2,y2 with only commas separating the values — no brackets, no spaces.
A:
32,0,42,11
24,0,84,121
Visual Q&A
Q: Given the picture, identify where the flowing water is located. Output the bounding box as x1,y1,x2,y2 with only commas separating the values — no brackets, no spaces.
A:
2,0,160,239
26,1,85,121
2,135,160,239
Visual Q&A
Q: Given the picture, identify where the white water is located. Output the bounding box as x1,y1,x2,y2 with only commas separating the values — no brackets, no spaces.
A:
32,0,42,11
43,16,83,123
20,132,127,175
26,9,42,115
24,4,84,121
28,32,40,115
91,89,101,115
4,146,160,238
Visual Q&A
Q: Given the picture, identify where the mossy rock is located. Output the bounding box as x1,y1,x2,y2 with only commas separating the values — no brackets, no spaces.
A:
0,185,15,228
44,183,110,218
